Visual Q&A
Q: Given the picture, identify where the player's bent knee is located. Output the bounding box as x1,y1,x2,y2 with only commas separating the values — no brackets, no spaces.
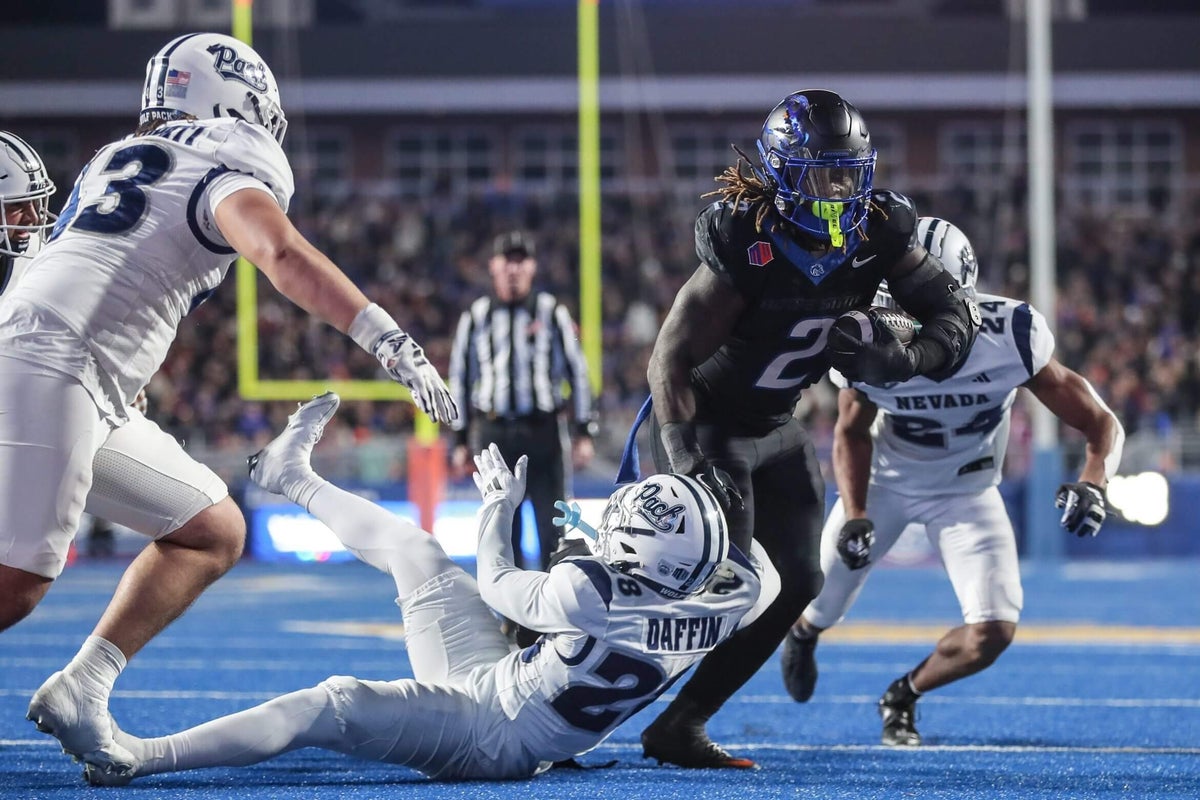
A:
0,564,54,630
160,497,245,569
965,620,1016,665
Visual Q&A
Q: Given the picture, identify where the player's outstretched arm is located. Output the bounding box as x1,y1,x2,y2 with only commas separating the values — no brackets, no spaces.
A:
1025,357,1126,536
473,444,578,633
214,188,458,423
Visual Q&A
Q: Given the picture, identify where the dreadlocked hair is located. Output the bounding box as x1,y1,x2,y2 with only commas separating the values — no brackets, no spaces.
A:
703,144,776,231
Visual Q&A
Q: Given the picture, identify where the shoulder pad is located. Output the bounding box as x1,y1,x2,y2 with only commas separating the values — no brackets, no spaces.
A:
695,201,769,294
213,120,295,212
866,189,918,256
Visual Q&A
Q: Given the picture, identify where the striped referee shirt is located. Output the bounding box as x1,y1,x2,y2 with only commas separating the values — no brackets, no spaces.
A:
448,291,594,440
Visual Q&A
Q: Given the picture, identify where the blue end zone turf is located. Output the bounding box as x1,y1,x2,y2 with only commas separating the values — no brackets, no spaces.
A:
3,559,1198,799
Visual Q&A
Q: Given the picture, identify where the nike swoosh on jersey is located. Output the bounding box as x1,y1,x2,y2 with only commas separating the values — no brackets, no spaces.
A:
851,254,877,268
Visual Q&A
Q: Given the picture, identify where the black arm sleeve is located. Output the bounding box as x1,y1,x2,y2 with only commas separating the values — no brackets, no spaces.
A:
890,251,980,378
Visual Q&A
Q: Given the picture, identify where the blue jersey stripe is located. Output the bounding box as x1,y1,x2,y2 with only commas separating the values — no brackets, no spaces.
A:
570,559,613,611
1013,303,1035,378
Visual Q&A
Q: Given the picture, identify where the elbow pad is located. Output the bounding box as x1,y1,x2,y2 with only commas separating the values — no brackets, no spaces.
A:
889,253,981,378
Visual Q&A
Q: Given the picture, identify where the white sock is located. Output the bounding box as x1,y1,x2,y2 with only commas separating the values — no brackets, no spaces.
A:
65,635,127,698
306,483,457,600
131,687,340,777
287,471,329,513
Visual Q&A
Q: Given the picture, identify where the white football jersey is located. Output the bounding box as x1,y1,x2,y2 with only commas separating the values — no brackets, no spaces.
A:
0,118,292,421
0,235,43,295
491,545,766,763
832,293,1054,495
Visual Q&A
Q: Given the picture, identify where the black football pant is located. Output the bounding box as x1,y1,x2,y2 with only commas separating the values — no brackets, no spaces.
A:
477,414,569,571
649,415,826,719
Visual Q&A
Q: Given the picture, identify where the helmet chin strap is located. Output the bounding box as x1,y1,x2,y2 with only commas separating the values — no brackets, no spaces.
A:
811,201,845,247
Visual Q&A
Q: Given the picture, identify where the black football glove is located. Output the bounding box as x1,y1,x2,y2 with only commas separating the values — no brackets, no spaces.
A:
836,518,875,570
826,327,918,387
659,421,744,513
1055,481,1107,537
695,463,745,514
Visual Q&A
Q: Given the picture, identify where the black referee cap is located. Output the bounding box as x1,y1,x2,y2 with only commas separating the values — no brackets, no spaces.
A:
493,231,535,260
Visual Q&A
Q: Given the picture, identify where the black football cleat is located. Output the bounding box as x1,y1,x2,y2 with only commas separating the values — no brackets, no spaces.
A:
780,626,819,702
640,714,757,769
878,683,922,747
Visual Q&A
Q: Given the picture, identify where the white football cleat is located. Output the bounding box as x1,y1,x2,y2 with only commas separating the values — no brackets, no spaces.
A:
248,391,340,509
27,671,136,779
82,716,139,787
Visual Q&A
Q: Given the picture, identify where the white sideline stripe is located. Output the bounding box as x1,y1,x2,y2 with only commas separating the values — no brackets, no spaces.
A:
596,742,1200,756
1,689,1197,709
4,738,1198,756
732,694,1200,709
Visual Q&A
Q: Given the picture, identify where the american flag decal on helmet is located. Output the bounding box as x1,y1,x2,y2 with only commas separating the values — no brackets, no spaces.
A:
747,241,774,267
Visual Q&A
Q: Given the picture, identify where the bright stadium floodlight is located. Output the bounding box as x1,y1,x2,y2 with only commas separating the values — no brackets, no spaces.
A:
1106,472,1170,526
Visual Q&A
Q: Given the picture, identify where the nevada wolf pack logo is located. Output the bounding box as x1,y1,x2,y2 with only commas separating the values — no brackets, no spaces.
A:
631,483,686,533
206,43,270,92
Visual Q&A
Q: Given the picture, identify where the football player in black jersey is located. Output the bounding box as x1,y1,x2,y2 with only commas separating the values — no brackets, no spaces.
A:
636,89,982,768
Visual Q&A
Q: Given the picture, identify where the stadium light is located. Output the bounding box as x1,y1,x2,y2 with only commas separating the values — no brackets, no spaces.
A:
1106,472,1170,526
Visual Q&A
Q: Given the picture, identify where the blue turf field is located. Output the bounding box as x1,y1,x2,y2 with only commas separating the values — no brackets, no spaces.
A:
2,558,1198,800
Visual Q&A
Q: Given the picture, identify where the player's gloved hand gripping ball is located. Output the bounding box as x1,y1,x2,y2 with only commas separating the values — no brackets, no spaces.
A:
826,306,919,387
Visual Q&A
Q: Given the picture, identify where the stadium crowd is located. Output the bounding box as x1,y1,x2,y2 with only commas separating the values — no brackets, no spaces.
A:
144,185,1200,483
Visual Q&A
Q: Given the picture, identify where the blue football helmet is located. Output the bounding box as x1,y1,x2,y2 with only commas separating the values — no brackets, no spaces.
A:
756,89,876,246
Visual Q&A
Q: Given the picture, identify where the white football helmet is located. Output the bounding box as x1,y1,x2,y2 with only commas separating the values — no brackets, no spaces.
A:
592,474,730,598
0,131,56,258
139,33,287,144
875,215,978,309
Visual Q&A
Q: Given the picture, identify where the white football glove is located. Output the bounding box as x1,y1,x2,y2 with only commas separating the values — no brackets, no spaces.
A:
371,330,459,424
473,443,528,508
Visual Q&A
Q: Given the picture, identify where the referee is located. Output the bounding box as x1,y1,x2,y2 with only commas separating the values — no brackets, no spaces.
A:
448,231,596,569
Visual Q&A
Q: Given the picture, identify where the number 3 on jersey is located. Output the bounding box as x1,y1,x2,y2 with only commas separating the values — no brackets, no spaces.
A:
51,143,172,240
755,318,836,390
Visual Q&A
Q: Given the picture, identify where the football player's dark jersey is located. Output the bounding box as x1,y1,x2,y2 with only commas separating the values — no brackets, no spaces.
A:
691,189,918,432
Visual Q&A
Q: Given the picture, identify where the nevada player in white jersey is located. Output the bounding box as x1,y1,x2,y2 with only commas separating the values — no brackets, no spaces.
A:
4,33,457,776
781,217,1125,746
0,131,57,291
82,392,777,786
